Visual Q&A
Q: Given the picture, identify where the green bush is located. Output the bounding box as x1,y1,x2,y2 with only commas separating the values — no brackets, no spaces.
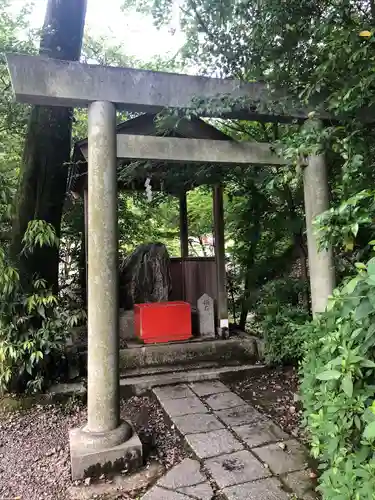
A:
261,307,310,364
300,254,375,500
0,220,84,393
255,278,310,364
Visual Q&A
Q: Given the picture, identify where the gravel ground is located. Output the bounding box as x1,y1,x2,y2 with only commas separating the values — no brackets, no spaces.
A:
224,366,303,439
0,392,188,500
0,367,303,500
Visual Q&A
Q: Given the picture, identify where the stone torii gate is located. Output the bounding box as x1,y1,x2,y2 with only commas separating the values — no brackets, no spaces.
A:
6,53,335,479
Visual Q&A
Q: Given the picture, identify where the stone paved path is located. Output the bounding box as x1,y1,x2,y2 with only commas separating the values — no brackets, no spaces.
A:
142,380,317,500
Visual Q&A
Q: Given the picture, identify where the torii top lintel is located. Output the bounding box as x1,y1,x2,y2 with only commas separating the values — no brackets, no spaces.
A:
6,53,363,124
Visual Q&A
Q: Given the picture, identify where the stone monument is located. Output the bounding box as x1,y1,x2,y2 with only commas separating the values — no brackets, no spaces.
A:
197,293,215,338
119,243,172,310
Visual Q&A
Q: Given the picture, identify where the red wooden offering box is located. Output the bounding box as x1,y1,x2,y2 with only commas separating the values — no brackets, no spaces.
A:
134,301,192,344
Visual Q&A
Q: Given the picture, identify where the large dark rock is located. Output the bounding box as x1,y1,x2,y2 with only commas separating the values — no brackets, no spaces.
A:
119,243,172,310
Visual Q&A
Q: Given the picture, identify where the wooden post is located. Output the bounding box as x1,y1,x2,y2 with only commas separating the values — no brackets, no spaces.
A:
213,184,228,330
179,192,189,258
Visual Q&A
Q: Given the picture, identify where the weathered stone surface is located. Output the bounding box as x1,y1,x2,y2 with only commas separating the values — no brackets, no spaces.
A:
190,380,230,396
119,243,172,310
155,458,214,500
120,365,265,394
204,450,270,489
282,469,318,499
233,421,289,448
215,405,266,427
173,413,224,434
205,391,245,411
7,53,335,123
186,429,243,459
253,439,308,475
154,384,194,401
115,134,288,166
197,294,215,338
222,478,290,500
69,431,143,480
303,142,335,316
157,459,204,489
86,101,120,434
142,487,190,500
180,483,214,500
68,461,164,499
119,337,258,371
119,310,135,340
160,395,207,417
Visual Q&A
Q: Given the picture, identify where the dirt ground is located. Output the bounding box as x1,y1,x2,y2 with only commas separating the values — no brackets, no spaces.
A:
0,367,300,500
0,393,189,500
224,366,303,439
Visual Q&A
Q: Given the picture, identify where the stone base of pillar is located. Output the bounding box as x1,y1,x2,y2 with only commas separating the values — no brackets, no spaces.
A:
69,421,143,480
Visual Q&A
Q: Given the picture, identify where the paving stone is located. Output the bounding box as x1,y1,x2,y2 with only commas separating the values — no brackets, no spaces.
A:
190,380,230,396
215,404,266,427
154,384,195,401
204,391,246,410
179,482,214,499
185,428,243,459
173,412,224,434
142,486,190,500
160,395,208,417
253,439,308,475
233,421,289,448
158,458,205,489
204,450,270,489
282,469,318,499
222,478,290,500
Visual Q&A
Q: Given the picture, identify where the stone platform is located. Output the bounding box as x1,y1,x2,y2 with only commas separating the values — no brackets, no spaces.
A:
119,335,261,372
143,380,317,500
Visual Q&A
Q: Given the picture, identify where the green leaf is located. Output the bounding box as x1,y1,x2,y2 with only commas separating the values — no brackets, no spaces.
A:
360,359,375,368
363,421,375,440
316,370,341,381
368,257,375,277
354,415,361,430
342,276,360,295
355,298,374,321
341,373,353,397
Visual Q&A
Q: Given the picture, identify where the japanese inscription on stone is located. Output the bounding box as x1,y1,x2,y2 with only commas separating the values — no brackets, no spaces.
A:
198,293,215,338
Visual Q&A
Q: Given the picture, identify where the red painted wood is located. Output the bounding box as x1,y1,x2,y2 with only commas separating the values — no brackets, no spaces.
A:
134,301,192,344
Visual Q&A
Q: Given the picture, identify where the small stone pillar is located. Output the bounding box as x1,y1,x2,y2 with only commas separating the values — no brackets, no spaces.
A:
303,120,335,315
198,293,215,338
69,101,142,480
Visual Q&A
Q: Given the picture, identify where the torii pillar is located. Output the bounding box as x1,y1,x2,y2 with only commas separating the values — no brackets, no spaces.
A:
303,120,335,315
68,102,142,479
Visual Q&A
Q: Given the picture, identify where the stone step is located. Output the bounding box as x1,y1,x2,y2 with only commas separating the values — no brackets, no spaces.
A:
119,363,266,394
48,363,265,398
119,335,262,371
122,360,226,378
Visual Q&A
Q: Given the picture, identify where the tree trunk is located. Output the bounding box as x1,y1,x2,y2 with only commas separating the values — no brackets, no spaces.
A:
239,275,250,331
11,0,87,293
